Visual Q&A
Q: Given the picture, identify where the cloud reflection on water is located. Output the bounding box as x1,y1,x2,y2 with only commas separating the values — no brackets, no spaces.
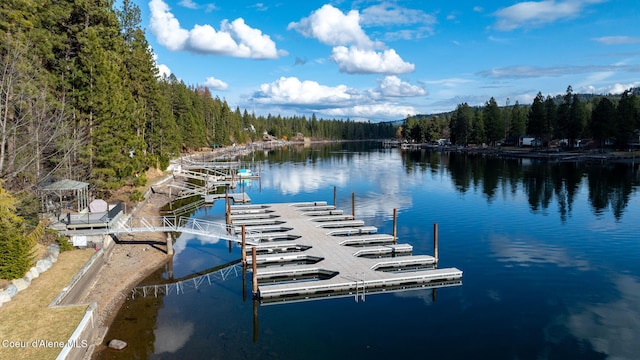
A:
565,275,640,360
153,319,195,354
490,235,590,271
261,151,420,219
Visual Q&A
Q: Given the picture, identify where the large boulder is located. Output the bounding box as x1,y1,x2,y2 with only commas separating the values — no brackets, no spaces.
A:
107,339,128,350
0,290,12,304
4,284,18,298
36,258,52,273
25,267,39,281
48,244,60,261
11,278,29,292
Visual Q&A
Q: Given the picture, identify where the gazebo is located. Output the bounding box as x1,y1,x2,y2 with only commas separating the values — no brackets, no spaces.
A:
40,179,90,214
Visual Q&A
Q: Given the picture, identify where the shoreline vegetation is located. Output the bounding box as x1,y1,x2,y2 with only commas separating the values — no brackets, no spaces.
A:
393,141,640,163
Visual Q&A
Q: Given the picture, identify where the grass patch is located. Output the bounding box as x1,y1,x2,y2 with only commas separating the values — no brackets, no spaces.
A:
0,249,94,360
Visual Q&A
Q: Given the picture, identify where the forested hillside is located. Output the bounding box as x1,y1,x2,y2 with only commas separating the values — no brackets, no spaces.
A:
0,0,395,199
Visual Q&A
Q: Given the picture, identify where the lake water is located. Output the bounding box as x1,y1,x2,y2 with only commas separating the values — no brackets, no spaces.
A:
97,142,640,360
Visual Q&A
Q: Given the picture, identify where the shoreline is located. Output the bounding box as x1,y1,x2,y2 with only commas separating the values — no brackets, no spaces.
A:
82,190,173,358
83,145,261,358
396,143,640,163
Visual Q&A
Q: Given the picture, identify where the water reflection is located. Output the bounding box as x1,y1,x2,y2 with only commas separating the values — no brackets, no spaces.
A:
490,234,590,271
566,275,640,359
260,147,417,219
399,149,640,221
153,317,194,354
255,144,640,223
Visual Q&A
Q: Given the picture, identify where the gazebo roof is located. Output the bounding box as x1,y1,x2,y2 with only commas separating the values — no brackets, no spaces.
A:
41,179,89,192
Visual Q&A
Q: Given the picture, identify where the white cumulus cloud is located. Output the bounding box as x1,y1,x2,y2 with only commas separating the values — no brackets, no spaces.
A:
149,0,189,51
287,4,378,49
151,51,172,78
323,103,417,120
201,76,228,90
253,77,358,105
330,46,415,75
288,4,417,75
250,76,421,121
579,82,640,95
149,0,280,59
493,0,606,31
157,63,172,78
374,76,427,97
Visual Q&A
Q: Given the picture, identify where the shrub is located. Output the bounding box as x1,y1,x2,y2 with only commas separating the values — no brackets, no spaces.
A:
56,236,75,252
0,183,35,280
133,173,147,187
130,189,145,202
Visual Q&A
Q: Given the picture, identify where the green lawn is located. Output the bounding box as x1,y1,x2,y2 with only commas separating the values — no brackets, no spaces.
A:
0,249,94,360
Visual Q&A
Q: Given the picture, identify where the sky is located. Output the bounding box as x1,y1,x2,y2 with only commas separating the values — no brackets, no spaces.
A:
134,0,640,122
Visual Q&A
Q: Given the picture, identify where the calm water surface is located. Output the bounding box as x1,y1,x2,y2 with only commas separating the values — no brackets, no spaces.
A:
98,142,640,360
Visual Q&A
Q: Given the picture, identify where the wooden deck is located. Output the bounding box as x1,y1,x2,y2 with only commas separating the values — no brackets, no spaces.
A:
231,201,462,304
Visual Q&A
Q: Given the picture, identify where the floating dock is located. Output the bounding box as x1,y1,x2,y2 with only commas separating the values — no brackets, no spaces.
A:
231,201,462,304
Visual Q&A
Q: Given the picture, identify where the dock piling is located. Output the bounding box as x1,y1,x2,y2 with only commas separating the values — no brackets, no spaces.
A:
393,208,397,244
167,255,174,280
166,233,174,255
253,298,259,343
351,192,355,219
224,186,231,224
241,224,247,265
333,186,337,207
242,265,247,302
433,222,439,264
252,247,258,299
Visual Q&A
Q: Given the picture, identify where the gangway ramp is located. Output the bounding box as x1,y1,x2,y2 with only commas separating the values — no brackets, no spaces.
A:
67,216,260,246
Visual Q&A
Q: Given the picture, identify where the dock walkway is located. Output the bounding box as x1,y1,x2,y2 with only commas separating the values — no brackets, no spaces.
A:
231,202,462,304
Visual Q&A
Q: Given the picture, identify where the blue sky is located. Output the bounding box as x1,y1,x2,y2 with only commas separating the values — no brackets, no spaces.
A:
135,0,640,122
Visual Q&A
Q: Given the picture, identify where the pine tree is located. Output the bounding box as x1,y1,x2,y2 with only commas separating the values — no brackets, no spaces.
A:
450,103,473,145
590,97,616,150
527,92,546,141
568,94,587,146
471,108,485,144
0,181,34,280
616,90,640,148
483,97,503,146
510,101,526,138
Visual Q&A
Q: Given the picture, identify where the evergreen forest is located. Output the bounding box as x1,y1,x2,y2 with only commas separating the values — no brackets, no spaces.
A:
401,86,640,149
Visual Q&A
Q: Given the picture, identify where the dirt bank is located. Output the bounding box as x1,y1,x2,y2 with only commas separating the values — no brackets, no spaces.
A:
79,190,172,356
